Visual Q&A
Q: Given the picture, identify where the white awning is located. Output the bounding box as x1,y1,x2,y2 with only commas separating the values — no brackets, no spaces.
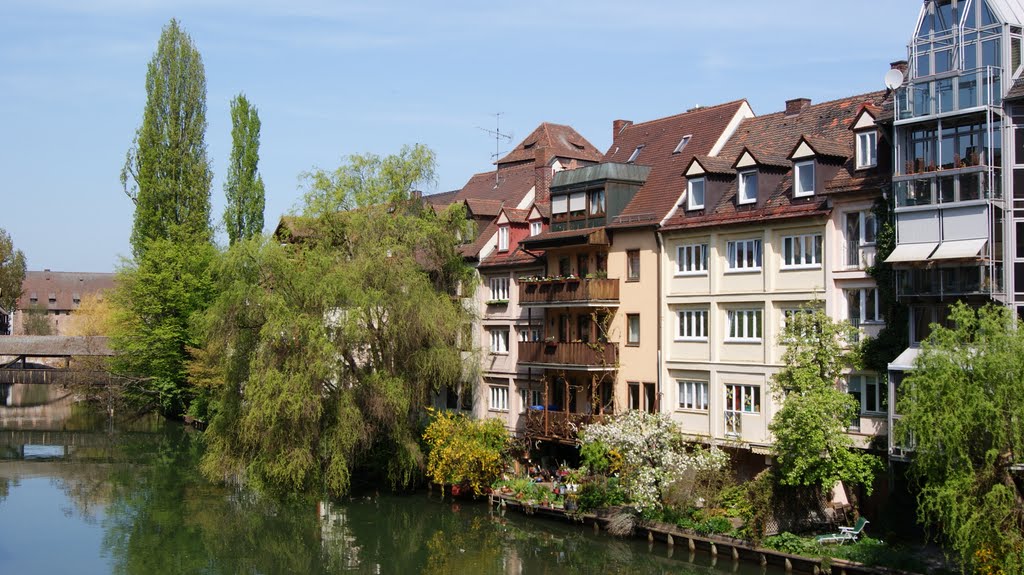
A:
552,194,568,214
888,346,922,371
929,238,987,260
885,242,938,263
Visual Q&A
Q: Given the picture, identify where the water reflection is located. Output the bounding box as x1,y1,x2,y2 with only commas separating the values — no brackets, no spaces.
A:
0,415,782,575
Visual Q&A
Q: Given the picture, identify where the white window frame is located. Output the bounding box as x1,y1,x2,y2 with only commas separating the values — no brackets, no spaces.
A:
489,384,509,412
497,225,510,251
781,233,823,269
678,380,709,411
726,309,762,342
530,221,542,236
738,170,758,204
676,243,708,275
856,131,878,169
848,373,885,415
626,314,640,345
519,387,542,412
687,177,705,210
489,328,510,354
794,160,815,197
846,287,881,324
677,309,709,341
725,383,761,414
488,276,509,302
726,239,762,272
518,326,541,342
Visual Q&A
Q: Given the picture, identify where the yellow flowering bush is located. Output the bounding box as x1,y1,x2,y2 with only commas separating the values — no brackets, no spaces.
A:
423,409,510,496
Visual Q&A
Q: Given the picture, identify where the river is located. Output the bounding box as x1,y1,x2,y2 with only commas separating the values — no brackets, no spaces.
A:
0,402,790,574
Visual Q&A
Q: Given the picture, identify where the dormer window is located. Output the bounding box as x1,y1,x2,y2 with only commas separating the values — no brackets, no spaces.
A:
498,225,509,251
856,131,877,169
687,178,705,210
794,161,815,197
627,145,644,163
673,135,692,154
530,221,542,236
738,170,758,204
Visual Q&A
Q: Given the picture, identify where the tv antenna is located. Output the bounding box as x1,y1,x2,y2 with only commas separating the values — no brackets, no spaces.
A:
477,113,513,186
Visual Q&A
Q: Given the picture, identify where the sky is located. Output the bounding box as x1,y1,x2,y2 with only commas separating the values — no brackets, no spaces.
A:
0,0,923,273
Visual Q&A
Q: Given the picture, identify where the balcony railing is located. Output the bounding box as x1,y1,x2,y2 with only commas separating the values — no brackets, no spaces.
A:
518,341,618,369
519,278,619,306
524,409,607,442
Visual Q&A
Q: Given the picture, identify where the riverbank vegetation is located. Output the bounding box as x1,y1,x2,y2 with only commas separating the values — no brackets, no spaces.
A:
196,145,475,497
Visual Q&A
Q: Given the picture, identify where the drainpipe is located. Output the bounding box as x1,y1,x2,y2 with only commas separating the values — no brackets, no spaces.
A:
655,229,664,412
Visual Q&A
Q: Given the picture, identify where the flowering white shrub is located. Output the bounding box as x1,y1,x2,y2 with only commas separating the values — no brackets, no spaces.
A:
580,410,728,512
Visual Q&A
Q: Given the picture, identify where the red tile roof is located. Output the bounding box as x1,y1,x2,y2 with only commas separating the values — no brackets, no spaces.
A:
464,198,505,217
453,161,537,208
600,100,749,228
662,90,890,231
424,189,459,208
479,246,544,268
497,123,603,167
500,208,530,224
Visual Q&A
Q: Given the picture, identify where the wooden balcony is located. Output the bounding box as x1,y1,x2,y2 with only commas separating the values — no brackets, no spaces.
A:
519,278,619,307
518,341,617,370
524,409,607,443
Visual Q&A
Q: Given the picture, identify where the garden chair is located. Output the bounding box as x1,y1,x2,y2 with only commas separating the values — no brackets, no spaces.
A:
815,516,869,545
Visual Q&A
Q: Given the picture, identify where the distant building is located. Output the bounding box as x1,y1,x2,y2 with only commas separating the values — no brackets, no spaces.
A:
12,270,116,336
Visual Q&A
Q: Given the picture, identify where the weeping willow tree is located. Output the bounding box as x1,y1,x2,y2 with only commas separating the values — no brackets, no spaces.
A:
896,303,1024,573
198,144,476,496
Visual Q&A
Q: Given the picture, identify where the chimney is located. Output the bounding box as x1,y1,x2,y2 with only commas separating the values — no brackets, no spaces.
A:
410,190,423,200
785,98,811,116
613,119,632,136
890,60,909,75
534,147,552,205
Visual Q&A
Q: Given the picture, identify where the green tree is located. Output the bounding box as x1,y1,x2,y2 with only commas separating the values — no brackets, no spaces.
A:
110,238,216,416
896,303,1024,573
121,18,213,257
223,93,265,245
22,303,52,336
0,229,26,329
199,145,477,497
769,306,881,498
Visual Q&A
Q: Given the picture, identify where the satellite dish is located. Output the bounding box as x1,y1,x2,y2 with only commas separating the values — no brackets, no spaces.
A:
884,68,905,90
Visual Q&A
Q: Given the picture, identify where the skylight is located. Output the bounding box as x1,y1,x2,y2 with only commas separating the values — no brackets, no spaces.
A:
627,145,644,163
673,135,692,154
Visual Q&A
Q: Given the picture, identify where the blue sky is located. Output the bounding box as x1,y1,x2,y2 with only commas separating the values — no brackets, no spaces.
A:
1,1,922,272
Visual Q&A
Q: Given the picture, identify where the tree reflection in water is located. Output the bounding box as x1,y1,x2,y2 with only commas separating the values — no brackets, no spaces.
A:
32,421,771,575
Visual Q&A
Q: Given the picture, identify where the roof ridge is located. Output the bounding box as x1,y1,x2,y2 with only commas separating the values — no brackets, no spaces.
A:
620,99,748,130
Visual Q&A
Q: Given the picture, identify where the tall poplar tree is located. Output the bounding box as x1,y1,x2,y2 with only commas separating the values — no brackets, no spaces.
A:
223,93,265,245
113,19,215,416
121,18,213,256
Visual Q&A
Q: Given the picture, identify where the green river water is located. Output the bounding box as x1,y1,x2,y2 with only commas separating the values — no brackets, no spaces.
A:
0,401,790,575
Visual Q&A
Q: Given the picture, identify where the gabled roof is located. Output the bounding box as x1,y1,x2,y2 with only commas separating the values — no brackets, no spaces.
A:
464,198,505,218
497,123,603,167
788,135,849,161
687,155,735,176
732,147,790,170
599,100,750,228
662,90,890,231
497,207,530,224
528,203,549,220
453,161,536,207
